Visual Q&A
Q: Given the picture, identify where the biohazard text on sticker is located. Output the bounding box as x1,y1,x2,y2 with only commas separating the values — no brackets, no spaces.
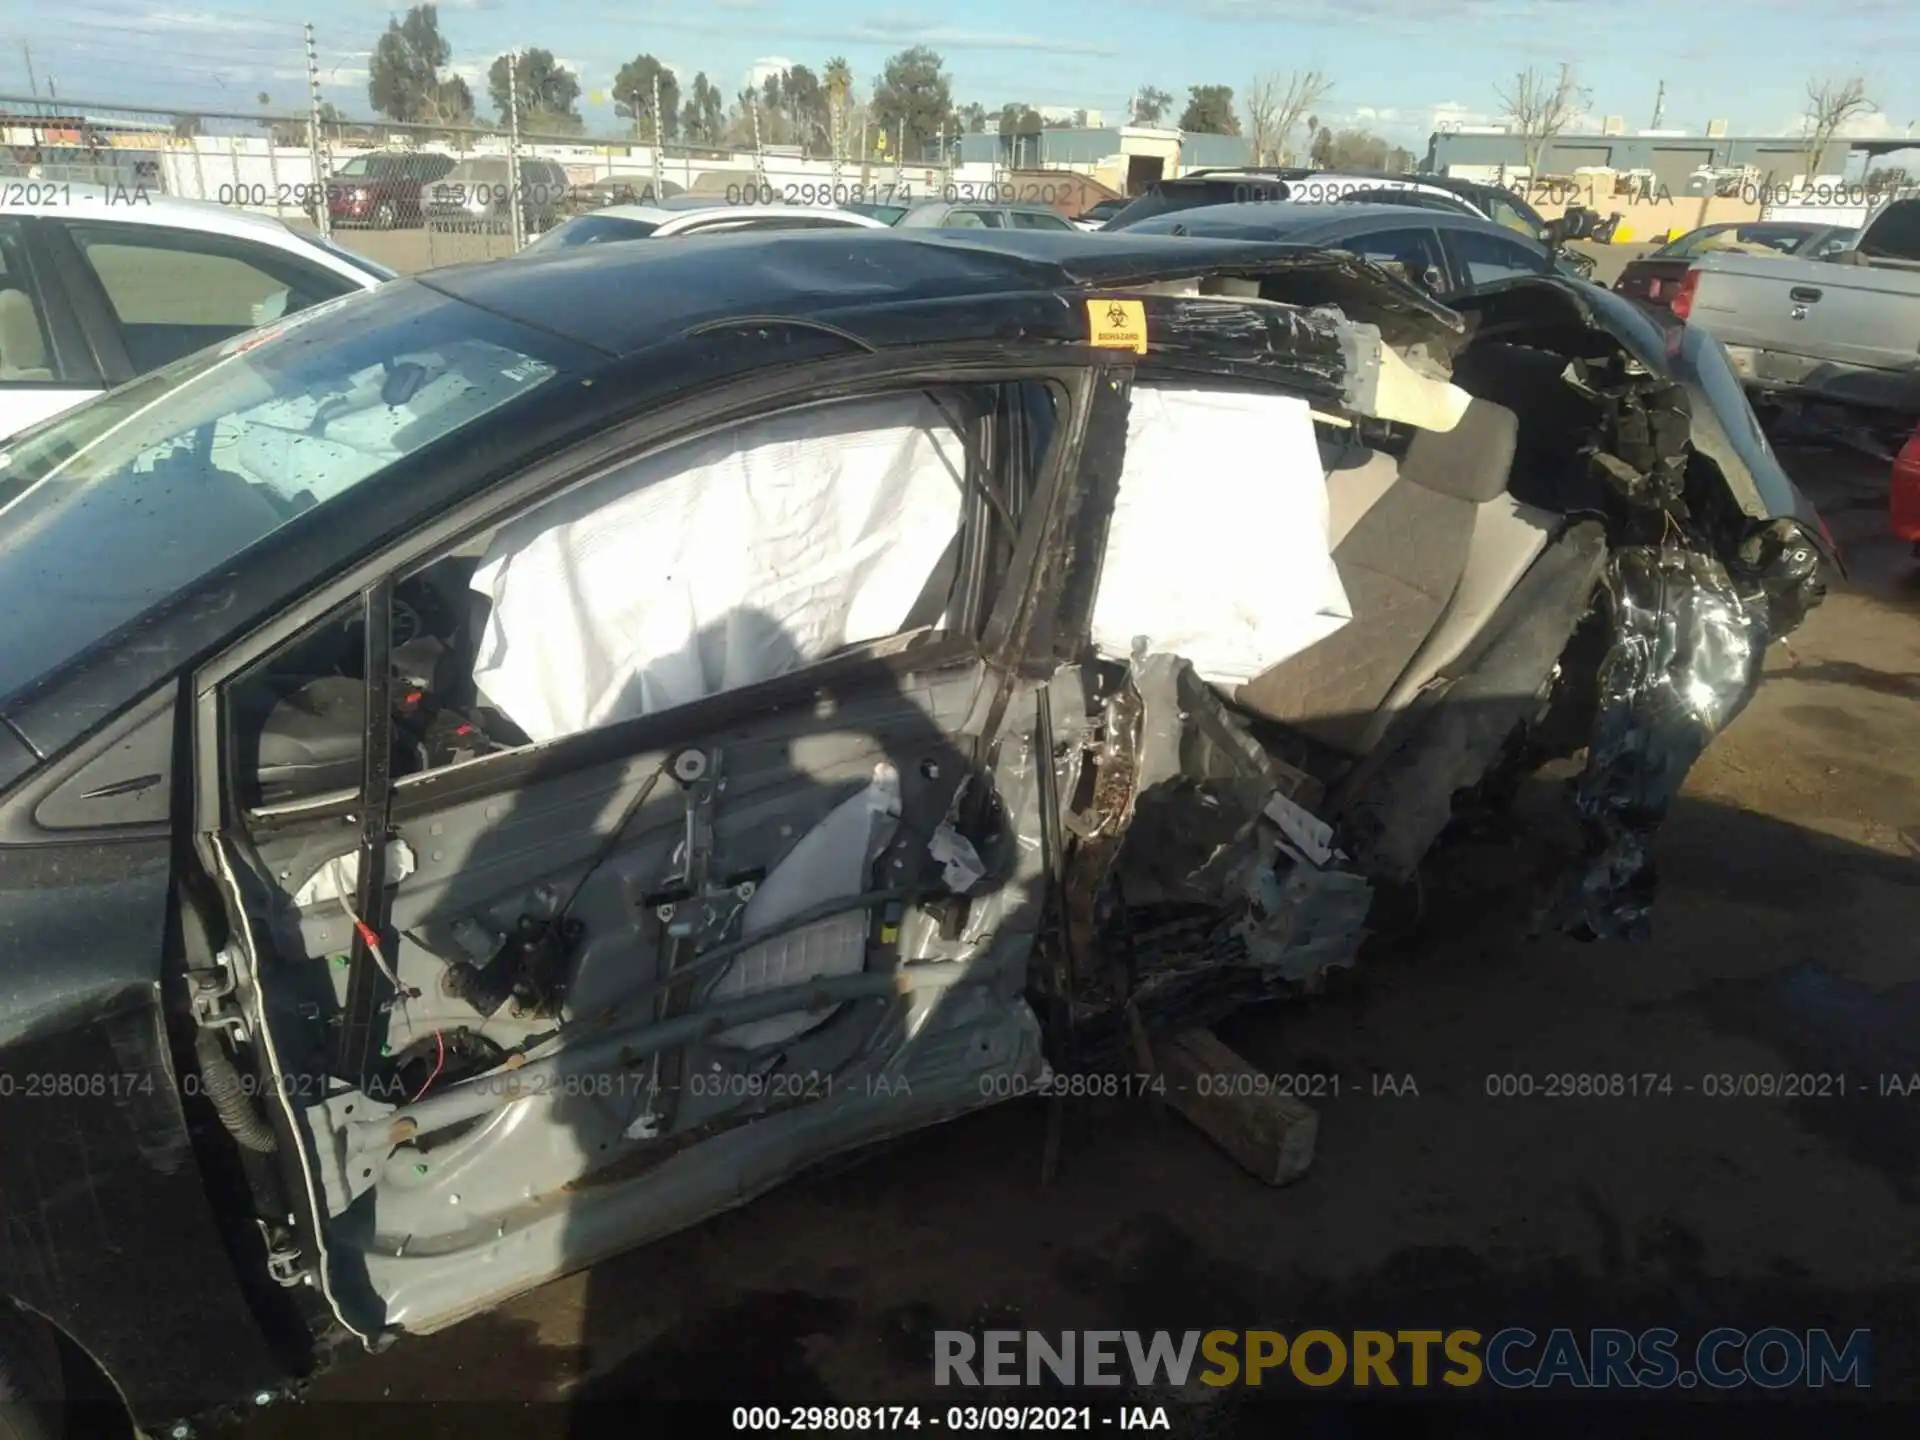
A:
1087,298,1148,354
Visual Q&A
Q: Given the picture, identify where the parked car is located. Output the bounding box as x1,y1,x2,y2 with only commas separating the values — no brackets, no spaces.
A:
520,197,890,254
317,151,457,230
1894,419,1920,555
566,174,685,213
842,200,909,225
1120,202,1592,302
424,156,574,234
895,199,1080,230
1673,196,1920,419
1070,198,1128,230
1615,221,1858,308
0,227,1828,1437
1104,166,1598,249
0,187,391,440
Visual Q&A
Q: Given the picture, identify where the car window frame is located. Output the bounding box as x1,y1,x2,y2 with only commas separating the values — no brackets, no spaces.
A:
1438,224,1553,292
1346,224,1450,294
0,214,103,390
54,218,365,375
1008,208,1074,231
193,351,1099,834
1655,224,1732,260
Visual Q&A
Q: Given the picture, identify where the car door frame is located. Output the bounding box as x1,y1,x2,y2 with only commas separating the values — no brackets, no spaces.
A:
1341,218,1456,297
193,341,1111,845
183,342,1122,1337
0,212,111,394
1435,220,1556,297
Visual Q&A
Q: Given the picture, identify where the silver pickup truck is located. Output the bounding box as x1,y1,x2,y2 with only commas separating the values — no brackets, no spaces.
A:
1675,195,1920,418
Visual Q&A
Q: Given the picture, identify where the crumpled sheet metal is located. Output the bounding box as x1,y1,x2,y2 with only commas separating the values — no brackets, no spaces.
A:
1551,544,1768,941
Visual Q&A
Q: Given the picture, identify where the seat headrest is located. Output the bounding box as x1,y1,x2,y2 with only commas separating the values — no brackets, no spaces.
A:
0,286,49,375
1396,397,1519,505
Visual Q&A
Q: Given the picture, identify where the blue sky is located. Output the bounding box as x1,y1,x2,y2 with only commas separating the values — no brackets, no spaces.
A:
0,0,1915,150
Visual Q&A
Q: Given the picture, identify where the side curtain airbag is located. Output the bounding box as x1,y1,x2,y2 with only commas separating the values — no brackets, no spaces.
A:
469,392,967,743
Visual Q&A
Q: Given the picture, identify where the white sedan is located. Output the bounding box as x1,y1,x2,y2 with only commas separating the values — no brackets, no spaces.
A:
520,197,891,255
0,186,392,439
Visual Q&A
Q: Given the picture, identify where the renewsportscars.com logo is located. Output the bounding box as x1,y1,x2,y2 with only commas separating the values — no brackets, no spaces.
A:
934,1328,1871,1390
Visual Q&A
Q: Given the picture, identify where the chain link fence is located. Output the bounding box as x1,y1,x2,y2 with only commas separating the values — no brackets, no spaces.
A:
2,67,967,271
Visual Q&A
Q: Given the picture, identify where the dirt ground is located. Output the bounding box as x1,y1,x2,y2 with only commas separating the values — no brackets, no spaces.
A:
227,264,1916,1430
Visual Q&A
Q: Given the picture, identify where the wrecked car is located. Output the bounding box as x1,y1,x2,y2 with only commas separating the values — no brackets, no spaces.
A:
0,227,1829,1433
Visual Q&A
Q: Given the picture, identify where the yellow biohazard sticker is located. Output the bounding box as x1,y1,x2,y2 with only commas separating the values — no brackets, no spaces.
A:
1087,298,1148,354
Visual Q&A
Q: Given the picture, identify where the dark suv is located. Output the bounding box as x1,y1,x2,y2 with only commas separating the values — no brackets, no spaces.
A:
321,151,456,229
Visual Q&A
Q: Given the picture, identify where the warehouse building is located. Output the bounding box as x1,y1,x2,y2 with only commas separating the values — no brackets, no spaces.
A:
1423,128,1871,190
955,126,1250,174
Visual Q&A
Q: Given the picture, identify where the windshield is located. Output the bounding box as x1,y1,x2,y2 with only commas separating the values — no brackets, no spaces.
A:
523,214,661,254
1485,189,1545,238
0,282,578,701
333,155,374,178
310,233,400,281
1662,224,1820,259
446,159,510,183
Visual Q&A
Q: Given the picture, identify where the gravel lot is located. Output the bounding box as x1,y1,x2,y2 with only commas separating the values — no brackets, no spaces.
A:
236,238,1916,1434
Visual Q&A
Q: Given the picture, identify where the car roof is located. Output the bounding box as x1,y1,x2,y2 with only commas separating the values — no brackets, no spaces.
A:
417,225,1442,357
1123,201,1535,239
585,201,886,228
0,183,329,243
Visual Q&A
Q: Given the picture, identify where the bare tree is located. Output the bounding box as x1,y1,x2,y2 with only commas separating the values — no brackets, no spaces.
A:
1275,70,1332,164
1800,76,1875,181
1243,74,1284,165
1245,69,1332,165
1496,62,1589,190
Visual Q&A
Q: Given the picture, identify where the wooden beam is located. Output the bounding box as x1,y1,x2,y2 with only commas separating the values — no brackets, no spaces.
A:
1152,1027,1318,1186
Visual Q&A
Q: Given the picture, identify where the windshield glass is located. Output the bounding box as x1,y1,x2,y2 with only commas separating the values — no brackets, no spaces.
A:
1486,189,1544,237
1665,224,1820,259
310,233,400,281
0,283,578,701
522,214,660,253
446,158,510,183
334,155,374,178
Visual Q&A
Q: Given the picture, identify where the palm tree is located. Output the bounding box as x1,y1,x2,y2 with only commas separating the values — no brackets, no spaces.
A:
824,55,853,160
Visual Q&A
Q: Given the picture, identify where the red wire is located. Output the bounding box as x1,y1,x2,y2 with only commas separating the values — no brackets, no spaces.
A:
412,1030,446,1101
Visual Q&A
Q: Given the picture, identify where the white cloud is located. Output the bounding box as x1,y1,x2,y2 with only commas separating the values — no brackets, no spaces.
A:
144,7,287,34
746,56,795,89
1428,101,1501,132
1771,109,1915,140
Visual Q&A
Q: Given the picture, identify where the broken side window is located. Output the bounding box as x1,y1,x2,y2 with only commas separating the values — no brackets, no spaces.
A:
224,380,1062,806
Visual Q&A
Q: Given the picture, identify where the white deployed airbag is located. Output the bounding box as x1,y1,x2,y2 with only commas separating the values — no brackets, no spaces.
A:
1090,384,1352,687
469,392,967,743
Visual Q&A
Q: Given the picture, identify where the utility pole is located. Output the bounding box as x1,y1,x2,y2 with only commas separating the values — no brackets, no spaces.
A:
750,93,767,185
894,117,904,187
21,43,37,102
304,22,331,238
1650,79,1666,130
651,71,663,200
506,52,524,252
